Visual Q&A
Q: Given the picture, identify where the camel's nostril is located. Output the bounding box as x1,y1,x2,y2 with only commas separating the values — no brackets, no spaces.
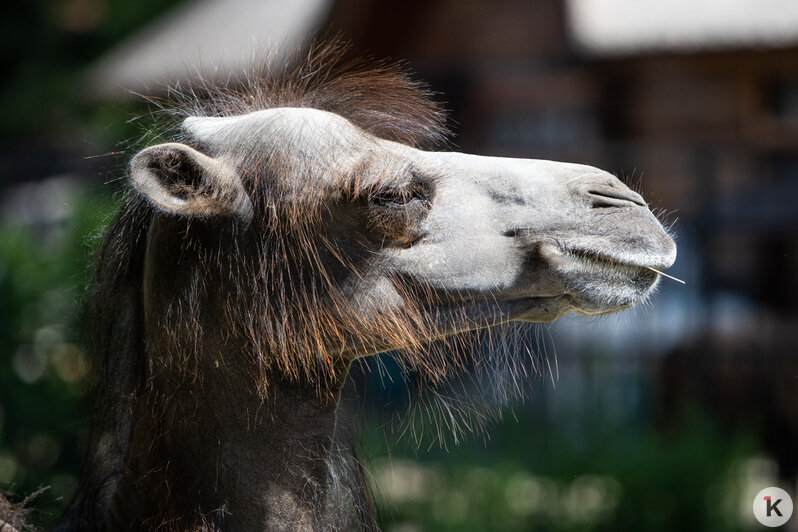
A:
587,186,646,208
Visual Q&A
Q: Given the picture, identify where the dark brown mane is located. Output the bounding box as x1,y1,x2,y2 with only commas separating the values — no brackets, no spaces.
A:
170,40,450,150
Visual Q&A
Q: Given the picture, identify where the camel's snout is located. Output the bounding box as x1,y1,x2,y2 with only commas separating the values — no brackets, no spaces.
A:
562,171,675,267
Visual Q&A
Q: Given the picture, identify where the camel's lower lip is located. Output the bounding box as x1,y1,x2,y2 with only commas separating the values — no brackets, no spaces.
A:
539,246,662,316
487,247,663,322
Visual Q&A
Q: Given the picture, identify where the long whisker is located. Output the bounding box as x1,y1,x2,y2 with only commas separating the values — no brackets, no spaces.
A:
646,266,685,285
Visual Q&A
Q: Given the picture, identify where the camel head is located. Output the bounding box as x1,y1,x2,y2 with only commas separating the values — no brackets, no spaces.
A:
129,105,675,374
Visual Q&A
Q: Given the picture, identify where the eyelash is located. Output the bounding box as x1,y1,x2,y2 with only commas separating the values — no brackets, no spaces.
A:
371,189,429,208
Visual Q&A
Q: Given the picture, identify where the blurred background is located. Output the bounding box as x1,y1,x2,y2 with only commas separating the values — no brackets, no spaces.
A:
1,0,797,530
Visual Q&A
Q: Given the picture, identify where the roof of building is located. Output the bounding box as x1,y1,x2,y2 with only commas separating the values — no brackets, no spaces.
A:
566,0,798,55
86,0,332,99
88,0,798,99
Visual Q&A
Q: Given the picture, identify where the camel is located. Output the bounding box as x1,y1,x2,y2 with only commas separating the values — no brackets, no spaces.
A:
1,43,676,531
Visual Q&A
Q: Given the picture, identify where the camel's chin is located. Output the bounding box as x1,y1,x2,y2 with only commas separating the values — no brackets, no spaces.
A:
508,296,575,322
508,295,630,322
511,287,654,323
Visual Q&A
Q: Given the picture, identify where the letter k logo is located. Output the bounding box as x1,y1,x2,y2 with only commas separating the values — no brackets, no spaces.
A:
764,496,783,517
754,488,792,526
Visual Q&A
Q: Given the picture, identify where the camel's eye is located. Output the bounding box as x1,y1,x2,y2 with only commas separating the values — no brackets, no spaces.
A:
371,187,429,209
367,184,432,247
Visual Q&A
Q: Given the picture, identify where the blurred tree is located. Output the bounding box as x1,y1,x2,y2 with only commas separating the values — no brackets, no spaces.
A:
0,189,117,525
0,0,185,140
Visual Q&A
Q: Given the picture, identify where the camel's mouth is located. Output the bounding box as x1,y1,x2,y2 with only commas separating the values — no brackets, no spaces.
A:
549,246,663,316
428,246,670,324
401,243,673,325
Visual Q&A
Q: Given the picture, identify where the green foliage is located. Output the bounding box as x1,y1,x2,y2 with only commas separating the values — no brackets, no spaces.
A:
368,410,757,532
0,187,117,526
0,0,185,140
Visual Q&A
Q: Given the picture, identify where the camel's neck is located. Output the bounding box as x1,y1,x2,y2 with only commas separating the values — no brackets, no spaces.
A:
106,355,341,531
97,217,347,530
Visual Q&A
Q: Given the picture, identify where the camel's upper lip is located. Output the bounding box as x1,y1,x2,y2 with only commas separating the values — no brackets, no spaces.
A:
503,227,676,271
562,248,648,269
559,246,674,271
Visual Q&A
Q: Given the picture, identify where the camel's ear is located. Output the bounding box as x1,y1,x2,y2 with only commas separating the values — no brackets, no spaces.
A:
129,142,253,222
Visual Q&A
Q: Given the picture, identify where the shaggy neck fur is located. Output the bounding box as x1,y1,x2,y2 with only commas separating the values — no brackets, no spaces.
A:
104,215,349,531
108,372,340,531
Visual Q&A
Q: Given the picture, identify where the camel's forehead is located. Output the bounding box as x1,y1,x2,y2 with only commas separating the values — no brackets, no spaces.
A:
182,108,364,151
182,107,422,190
